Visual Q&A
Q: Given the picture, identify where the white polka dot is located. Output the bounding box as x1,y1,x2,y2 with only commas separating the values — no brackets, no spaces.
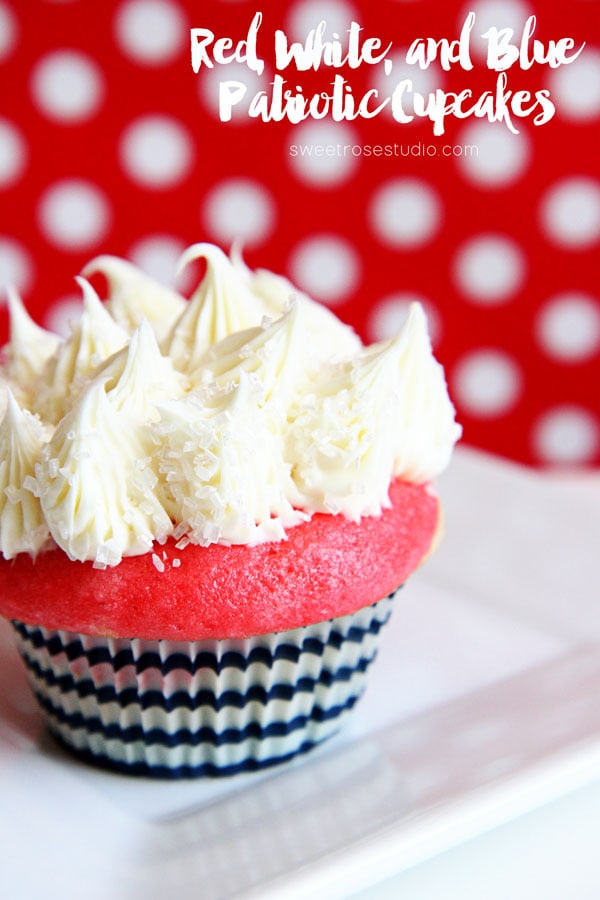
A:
452,349,522,417
0,118,26,187
0,237,33,298
115,0,186,64
0,2,18,62
453,234,526,304
202,178,276,248
129,234,195,292
38,180,111,251
200,61,269,123
540,177,600,249
533,406,599,465
455,122,531,187
129,234,185,282
31,50,104,123
43,295,82,337
536,292,600,362
368,292,442,346
288,234,361,306
546,47,600,122
464,0,533,62
368,178,442,248
287,0,359,42
287,120,360,188
119,115,194,189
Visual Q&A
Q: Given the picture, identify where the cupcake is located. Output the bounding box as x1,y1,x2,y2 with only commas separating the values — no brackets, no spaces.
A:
0,244,460,777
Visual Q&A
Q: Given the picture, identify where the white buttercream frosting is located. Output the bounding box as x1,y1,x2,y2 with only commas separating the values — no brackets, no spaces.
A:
164,243,271,373
38,278,130,424
287,303,461,517
231,245,362,363
0,392,51,558
4,287,61,410
0,244,461,563
82,255,186,343
155,373,306,547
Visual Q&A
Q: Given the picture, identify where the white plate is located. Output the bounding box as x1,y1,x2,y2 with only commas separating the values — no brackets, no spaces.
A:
1,447,599,900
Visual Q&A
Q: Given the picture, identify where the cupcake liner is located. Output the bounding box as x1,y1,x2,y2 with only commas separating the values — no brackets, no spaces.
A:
10,592,397,778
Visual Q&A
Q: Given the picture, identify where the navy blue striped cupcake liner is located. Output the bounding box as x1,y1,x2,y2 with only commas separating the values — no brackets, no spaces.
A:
10,592,396,778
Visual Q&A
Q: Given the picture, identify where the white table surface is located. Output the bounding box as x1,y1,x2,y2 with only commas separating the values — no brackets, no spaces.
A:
355,778,600,900
0,446,598,899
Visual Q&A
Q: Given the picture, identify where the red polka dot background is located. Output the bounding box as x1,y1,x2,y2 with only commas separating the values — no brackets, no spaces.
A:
0,0,598,468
